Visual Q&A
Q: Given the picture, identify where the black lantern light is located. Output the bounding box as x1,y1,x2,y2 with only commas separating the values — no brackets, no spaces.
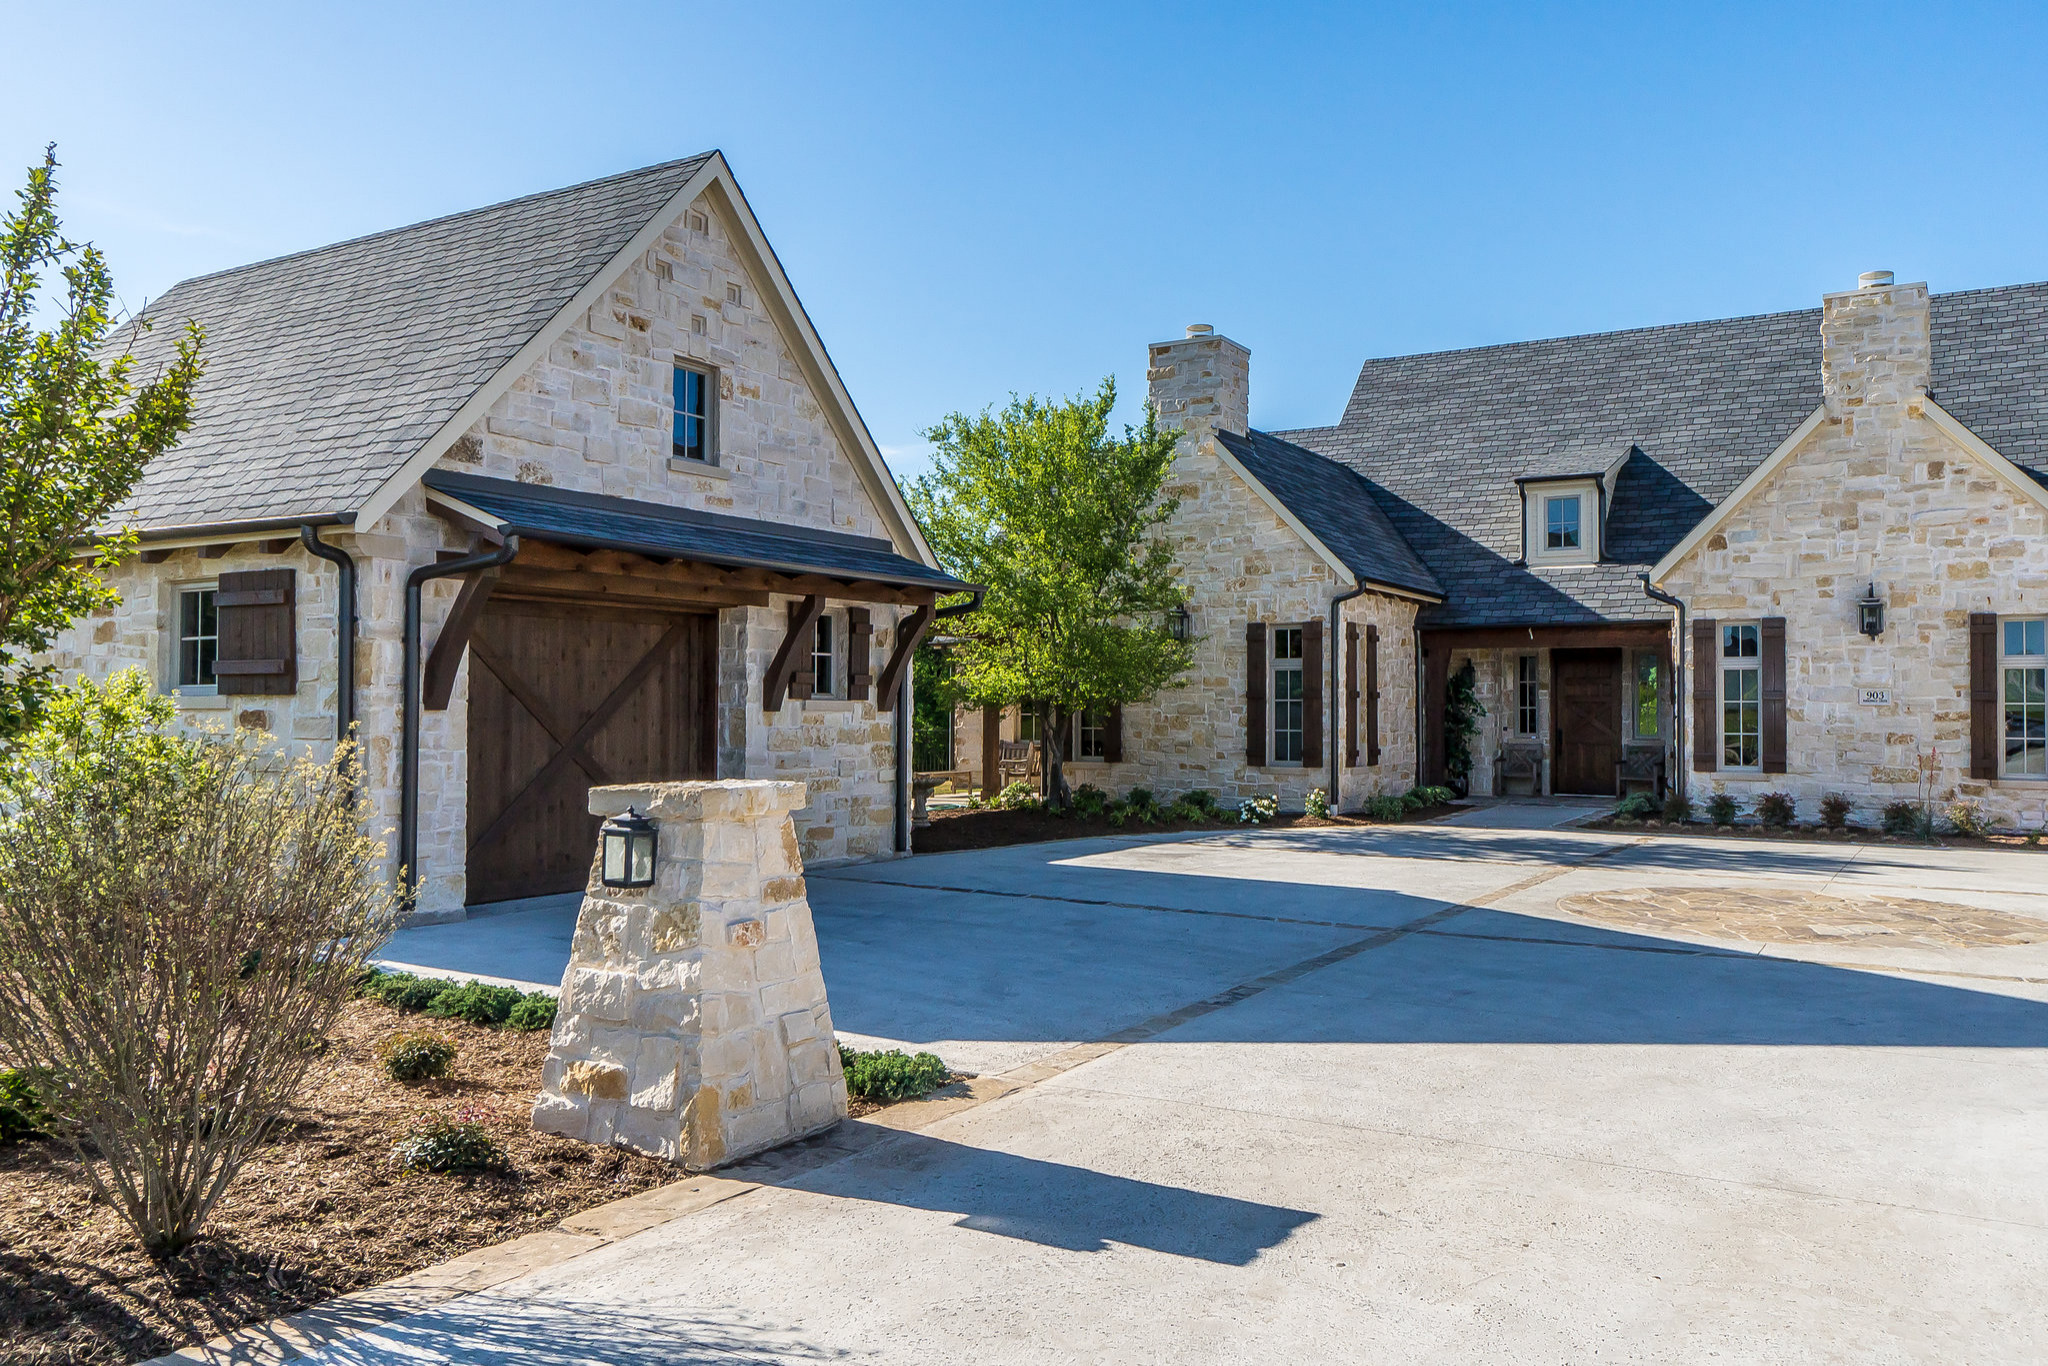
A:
599,807,658,889
1166,604,1193,643
1858,583,1885,639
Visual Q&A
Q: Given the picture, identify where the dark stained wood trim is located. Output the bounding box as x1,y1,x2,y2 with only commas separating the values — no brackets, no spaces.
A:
1970,612,2000,779
876,603,934,712
197,544,232,559
1692,619,1718,773
139,548,174,564
1419,623,1671,651
468,637,614,789
765,594,826,712
496,565,770,610
422,566,504,711
258,538,294,554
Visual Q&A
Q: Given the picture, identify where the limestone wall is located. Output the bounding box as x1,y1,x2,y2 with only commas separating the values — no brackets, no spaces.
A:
1660,281,2048,830
442,190,885,540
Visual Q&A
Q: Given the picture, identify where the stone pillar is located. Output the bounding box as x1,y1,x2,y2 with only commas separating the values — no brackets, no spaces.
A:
532,779,847,1169
1148,324,1251,452
1821,273,1930,424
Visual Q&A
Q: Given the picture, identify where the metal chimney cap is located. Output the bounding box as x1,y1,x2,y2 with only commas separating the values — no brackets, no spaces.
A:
1185,323,1214,337
1858,270,1895,289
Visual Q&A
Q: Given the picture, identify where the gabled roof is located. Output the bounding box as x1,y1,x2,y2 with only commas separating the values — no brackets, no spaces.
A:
110,155,714,533
1283,279,2048,627
1213,430,1442,600
106,154,938,566
424,471,972,593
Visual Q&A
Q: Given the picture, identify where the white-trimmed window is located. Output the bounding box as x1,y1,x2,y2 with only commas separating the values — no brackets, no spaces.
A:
1631,650,1662,740
1515,654,1539,735
175,585,219,691
1720,623,1761,770
1078,710,1107,760
1523,479,1599,565
1272,627,1305,763
811,615,835,697
1019,704,1042,743
2004,617,2047,778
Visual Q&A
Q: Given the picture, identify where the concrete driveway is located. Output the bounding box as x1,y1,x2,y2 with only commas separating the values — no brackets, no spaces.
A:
351,804,2048,1363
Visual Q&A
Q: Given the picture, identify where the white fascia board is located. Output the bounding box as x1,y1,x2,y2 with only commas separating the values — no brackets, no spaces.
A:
1650,404,1828,583
352,156,724,534
1919,398,2048,517
1209,438,1357,589
423,488,510,537
696,175,938,568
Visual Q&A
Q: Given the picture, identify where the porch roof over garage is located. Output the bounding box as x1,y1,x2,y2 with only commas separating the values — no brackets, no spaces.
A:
422,470,973,595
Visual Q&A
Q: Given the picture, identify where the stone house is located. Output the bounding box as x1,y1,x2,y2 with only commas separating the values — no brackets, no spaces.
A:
51,153,970,920
952,273,2048,830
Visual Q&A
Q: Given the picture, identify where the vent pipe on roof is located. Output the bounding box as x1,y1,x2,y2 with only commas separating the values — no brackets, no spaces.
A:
1185,323,1214,337
1858,270,1894,289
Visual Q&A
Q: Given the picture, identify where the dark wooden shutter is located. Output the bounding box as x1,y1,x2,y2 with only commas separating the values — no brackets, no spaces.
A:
1760,616,1787,774
1246,622,1268,766
1104,704,1123,763
1366,624,1382,767
1971,612,2000,778
1692,618,1717,772
1344,624,1360,766
215,568,297,695
788,600,816,700
1302,618,1324,767
846,607,873,701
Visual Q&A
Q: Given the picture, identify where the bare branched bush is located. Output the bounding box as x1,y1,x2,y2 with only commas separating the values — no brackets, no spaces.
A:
0,673,399,1252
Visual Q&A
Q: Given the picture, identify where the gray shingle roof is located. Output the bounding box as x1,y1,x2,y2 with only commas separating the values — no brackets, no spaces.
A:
424,471,972,592
1279,280,2048,628
108,154,716,533
1214,429,1442,600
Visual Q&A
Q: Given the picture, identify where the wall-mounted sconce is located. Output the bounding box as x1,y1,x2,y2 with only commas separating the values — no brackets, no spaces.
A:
1166,604,1193,643
1858,583,1885,639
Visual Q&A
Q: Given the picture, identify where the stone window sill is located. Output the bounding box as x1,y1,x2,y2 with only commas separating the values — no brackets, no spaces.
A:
796,698,859,713
174,692,227,711
669,456,732,481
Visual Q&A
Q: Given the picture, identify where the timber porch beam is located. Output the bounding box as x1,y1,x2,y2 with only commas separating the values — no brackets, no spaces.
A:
875,602,934,712
764,594,825,712
1420,624,1673,651
422,565,504,710
508,540,937,606
495,565,770,610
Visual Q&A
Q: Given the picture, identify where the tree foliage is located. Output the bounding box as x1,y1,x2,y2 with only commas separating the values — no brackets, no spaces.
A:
0,672,399,1252
0,146,204,743
909,379,1192,805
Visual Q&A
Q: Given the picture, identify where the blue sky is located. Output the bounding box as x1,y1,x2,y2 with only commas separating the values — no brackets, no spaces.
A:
7,2,2047,485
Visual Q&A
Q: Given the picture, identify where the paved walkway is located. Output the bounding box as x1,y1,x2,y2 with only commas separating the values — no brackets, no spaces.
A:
349,804,2048,1362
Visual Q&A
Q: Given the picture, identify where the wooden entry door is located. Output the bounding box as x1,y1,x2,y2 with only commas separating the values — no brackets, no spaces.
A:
466,602,717,905
1553,649,1623,796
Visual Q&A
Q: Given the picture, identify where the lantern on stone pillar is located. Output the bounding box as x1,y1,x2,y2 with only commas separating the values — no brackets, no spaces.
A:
599,808,658,888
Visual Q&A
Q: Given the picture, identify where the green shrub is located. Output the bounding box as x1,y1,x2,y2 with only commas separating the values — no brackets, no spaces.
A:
1819,794,1853,830
1364,793,1408,822
1614,792,1656,820
0,1068,51,1145
367,970,453,1014
424,981,525,1028
1071,784,1110,818
1755,792,1796,828
1946,798,1992,837
1409,785,1456,808
506,994,557,1032
837,1042,949,1102
1305,787,1331,819
1126,787,1158,814
1180,789,1220,817
376,1031,457,1084
1661,792,1693,823
391,1107,506,1174
995,780,1039,811
1881,800,1920,836
1706,793,1740,825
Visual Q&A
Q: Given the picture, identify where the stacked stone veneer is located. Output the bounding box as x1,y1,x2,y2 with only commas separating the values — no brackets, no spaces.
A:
533,780,846,1168
1660,279,2048,830
1071,328,1420,809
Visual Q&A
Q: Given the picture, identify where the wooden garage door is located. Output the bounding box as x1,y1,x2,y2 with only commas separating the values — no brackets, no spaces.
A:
466,601,717,905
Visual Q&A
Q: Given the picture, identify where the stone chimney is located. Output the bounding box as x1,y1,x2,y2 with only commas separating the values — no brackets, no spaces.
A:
1821,272,1930,424
1148,324,1250,455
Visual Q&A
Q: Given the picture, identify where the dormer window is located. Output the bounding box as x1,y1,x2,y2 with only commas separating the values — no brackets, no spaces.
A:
1522,477,1600,565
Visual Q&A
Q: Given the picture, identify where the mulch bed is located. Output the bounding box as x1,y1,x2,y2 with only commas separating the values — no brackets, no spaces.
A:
4,1003,676,1364
1584,816,2048,851
911,802,1465,853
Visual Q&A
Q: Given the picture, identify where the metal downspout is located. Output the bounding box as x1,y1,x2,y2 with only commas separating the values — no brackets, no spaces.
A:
401,536,520,909
1328,582,1369,810
1640,573,1687,798
299,524,356,748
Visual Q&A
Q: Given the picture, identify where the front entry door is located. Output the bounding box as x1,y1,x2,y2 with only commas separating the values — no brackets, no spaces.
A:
1553,649,1622,796
465,601,717,904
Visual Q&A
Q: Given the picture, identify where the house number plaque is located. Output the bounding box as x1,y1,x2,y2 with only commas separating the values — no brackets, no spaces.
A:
1858,688,1892,705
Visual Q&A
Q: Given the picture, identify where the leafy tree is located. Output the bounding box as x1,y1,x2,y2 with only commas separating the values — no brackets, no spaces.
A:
0,146,203,743
909,379,1192,807
1443,661,1481,797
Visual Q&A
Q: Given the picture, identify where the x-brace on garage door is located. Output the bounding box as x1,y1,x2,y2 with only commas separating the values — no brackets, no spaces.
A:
465,600,717,905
